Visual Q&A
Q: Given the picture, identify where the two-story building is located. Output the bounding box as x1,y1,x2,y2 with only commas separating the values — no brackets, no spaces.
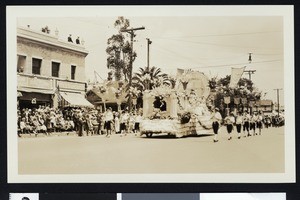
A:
17,25,93,109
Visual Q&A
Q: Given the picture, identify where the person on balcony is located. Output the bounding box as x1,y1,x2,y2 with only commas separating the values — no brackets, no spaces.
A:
68,34,73,43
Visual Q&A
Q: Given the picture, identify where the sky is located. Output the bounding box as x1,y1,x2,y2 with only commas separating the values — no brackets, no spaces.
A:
17,10,286,103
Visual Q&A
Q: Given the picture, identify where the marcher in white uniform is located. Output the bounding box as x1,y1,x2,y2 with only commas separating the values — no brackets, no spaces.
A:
120,110,129,136
243,111,250,137
235,111,244,139
224,112,235,140
211,108,222,142
256,111,264,135
250,113,258,136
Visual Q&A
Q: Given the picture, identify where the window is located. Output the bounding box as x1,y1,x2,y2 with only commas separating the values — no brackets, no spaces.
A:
52,62,60,77
17,55,26,72
32,58,42,75
71,65,76,80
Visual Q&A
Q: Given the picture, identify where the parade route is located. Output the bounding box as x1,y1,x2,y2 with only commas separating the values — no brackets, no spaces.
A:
18,126,285,174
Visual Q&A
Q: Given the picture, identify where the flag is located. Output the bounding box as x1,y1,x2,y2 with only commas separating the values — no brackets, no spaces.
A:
229,66,246,88
176,68,185,77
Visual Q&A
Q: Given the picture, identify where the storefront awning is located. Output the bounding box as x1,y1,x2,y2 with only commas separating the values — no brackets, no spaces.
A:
18,87,54,94
59,92,94,108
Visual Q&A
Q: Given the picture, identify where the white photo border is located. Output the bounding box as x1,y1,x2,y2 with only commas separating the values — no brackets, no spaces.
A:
7,5,295,183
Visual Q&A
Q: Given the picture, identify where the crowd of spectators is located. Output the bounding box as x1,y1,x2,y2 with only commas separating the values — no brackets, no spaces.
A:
17,105,143,137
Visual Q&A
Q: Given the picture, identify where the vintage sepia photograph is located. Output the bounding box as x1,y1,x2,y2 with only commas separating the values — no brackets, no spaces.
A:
7,6,295,182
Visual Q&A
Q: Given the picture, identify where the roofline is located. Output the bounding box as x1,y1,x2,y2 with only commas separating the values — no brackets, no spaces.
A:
17,26,89,56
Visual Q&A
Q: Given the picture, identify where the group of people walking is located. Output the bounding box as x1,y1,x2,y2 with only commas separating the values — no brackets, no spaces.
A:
98,107,143,138
65,107,143,138
211,108,273,143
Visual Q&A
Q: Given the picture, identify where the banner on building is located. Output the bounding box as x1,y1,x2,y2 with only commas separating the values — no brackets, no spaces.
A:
229,66,246,88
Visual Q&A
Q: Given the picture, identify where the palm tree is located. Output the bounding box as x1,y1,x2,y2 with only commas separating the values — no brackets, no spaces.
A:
132,66,169,91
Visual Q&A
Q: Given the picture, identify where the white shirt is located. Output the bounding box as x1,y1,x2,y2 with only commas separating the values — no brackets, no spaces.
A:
213,112,222,122
104,111,114,121
250,115,258,123
225,116,235,125
121,113,129,123
236,115,243,124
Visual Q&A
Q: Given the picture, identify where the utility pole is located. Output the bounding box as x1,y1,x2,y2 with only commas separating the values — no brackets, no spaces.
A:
120,26,145,112
274,88,283,116
244,52,255,114
244,69,256,80
146,38,152,67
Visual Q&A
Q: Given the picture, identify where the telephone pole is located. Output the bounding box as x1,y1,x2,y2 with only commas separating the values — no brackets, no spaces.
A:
146,38,152,68
120,26,145,112
274,88,283,116
244,69,256,80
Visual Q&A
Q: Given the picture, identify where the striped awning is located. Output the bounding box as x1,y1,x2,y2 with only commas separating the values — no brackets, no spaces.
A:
59,92,94,108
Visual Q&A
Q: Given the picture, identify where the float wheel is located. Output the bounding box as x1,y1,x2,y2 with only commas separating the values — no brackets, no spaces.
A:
145,133,153,138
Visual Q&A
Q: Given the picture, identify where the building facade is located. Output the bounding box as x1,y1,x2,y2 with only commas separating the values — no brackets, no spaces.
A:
17,26,91,109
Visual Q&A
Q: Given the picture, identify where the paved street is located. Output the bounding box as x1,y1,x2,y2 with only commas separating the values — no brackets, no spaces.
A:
18,126,284,174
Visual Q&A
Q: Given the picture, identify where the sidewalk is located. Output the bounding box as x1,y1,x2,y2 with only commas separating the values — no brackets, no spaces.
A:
19,131,78,138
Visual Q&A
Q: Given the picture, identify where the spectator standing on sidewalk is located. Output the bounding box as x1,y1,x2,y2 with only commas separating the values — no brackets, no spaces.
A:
134,112,143,136
114,112,120,134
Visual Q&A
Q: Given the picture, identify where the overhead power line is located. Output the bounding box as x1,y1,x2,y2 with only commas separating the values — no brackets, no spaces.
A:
154,37,282,50
190,59,282,69
154,30,282,38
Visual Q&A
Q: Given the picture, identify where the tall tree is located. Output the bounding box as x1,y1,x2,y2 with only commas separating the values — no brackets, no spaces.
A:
106,17,136,81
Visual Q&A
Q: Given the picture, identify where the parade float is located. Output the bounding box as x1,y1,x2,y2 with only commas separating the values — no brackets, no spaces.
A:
140,70,214,138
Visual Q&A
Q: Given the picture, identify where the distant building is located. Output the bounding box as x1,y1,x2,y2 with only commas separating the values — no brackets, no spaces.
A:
254,99,274,113
17,26,93,109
